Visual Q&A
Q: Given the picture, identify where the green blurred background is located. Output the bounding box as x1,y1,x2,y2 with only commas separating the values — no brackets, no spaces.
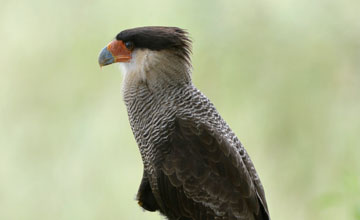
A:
1,0,359,219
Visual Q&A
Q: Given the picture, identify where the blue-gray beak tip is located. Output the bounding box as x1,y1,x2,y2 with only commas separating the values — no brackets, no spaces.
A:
98,46,114,67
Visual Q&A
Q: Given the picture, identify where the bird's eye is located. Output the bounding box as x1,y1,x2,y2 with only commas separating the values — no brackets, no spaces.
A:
125,41,134,50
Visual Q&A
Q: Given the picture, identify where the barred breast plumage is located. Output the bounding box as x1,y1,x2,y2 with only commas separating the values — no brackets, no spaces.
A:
123,81,269,220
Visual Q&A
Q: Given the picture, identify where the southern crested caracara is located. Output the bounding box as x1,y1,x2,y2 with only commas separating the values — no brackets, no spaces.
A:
98,26,270,220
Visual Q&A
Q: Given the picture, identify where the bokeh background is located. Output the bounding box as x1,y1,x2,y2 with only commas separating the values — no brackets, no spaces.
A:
1,0,359,219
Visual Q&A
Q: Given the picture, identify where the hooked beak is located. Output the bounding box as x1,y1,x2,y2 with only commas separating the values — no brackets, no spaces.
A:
98,40,132,67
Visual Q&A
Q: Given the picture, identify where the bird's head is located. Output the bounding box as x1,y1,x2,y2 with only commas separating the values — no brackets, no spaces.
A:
98,26,192,87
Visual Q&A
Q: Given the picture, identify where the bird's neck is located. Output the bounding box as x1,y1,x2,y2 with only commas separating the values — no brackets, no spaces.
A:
120,49,192,97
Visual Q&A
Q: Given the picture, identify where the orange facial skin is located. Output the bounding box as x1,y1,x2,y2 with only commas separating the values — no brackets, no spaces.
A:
107,40,132,63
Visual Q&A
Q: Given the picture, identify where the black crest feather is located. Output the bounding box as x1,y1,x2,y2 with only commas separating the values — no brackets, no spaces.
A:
116,26,192,62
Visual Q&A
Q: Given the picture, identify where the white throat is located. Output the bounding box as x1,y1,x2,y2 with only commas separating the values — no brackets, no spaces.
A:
119,48,192,94
119,49,151,83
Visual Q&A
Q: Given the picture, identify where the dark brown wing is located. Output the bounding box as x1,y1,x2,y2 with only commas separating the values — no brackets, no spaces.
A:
157,117,269,220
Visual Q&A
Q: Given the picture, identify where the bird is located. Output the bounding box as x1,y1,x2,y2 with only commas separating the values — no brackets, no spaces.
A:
98,26,270,220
